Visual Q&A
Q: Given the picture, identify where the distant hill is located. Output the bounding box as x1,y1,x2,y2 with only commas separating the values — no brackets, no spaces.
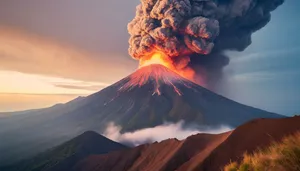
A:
73,132,230,171
1,131,127,171
0,64,283,165
71,116,300,171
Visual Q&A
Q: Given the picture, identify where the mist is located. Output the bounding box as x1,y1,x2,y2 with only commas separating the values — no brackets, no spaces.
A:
103,121,232,146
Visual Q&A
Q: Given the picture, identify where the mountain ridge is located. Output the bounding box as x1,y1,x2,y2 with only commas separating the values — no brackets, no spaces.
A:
72,116,300,171
0,64,283,165
3,117,299,171
1,131,127,171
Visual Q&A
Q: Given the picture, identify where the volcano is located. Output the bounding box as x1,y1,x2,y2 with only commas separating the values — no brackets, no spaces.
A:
0,64,283,165
120,64,187,96
93,64,282,132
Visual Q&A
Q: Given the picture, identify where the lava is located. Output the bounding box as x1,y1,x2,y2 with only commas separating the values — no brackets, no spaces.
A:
139,52,174,70
118,52,204,96
119,64,190,96
139,52,203,86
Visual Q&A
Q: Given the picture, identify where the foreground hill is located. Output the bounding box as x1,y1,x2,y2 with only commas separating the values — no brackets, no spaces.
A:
74,132,231,171
3,116,299,171
72,116,300,171
1,131,127,171
197,116,300,171
0,65,283,164
224,131,300,171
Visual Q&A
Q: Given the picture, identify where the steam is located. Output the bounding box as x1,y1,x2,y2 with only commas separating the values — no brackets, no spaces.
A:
128,0,284,88
103,121,231,146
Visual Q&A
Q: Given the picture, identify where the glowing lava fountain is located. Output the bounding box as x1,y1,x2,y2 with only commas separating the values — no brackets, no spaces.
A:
139,52,174,70
117,52,198,96
138,52,199,85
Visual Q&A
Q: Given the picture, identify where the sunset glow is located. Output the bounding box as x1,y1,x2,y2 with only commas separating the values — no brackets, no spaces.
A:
0,71,109,95
0,28,134,112
0,71,111,112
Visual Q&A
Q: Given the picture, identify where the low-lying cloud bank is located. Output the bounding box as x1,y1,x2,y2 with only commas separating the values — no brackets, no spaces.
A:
103,121,232,146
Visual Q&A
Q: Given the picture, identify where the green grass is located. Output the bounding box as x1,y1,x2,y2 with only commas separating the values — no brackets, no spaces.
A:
224,131,300,171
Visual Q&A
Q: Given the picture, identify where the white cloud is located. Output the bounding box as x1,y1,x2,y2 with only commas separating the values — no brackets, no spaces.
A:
0,70,109,94
103,121,232,146
230,70,300,83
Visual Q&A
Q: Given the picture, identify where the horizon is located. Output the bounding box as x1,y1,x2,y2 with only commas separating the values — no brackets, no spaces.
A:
1,1,300,170
0,0,299,115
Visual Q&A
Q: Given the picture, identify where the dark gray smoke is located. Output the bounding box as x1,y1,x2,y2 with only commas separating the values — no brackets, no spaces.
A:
128,0,284,88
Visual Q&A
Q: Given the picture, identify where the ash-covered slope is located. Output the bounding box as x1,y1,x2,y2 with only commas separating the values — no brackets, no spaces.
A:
94,64,282,132
0,64,282,165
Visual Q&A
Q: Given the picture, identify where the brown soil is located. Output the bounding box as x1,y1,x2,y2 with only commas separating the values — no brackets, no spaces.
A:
197,116,300,171
73,133,231,171
72,116,300,171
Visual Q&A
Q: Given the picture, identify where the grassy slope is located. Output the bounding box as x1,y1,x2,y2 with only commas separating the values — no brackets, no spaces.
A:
224,131,300,171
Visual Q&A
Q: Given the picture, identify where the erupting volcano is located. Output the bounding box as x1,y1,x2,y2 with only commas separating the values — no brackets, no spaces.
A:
120,52,198,95
0,57,283,164
121,64,190,96
139,52,172,69
97,63,283,132
0,0,287,167
138,51,202,85
127,0,284,88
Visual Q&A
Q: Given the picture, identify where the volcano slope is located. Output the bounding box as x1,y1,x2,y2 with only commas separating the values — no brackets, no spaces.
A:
99,64,282,132
0,64,283,165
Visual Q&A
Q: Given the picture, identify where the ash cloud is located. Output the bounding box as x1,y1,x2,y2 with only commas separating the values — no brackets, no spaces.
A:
103,121,232,146
128,0,284,88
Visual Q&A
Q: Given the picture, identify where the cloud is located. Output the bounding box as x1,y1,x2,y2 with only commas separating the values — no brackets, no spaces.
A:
231,71,279,82
0,70,110,95
0,93,80,112
0,0,139,54
53,84,107,91
223,46,300,84
53,81,110,91
230,47,300,64
103,122,232,146
0,27,135,83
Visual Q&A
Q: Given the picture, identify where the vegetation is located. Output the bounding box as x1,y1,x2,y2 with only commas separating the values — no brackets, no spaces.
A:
4,138,80,171
224,132,300,171
2,131,127,171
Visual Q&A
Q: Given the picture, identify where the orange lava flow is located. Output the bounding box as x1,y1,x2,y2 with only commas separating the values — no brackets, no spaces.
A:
139,52,174,70
119,52,205,96
139,52,198,84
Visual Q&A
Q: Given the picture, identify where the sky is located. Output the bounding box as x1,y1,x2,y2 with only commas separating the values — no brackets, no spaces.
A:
0,0,299,115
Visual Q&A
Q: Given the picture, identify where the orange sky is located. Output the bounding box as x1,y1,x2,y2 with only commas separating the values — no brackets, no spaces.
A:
0,1,139,112
0,27,136,112
0,0,299,115
0,93,81,113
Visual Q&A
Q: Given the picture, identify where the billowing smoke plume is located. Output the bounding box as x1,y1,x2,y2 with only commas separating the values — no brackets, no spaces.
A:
128,0,284,88
103,121,232,146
